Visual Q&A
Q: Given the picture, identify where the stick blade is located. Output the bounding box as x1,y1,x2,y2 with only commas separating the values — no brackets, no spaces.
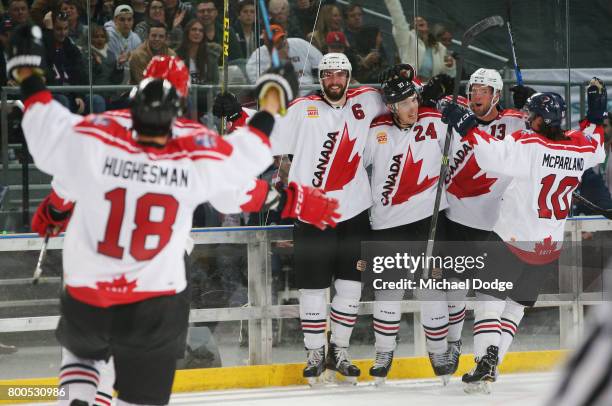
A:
463,15,504,44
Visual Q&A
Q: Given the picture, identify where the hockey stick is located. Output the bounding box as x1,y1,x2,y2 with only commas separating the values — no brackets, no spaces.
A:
506,0,523,85
572,191,612,220
32,232,50,285
220,0,230,135
258,0,280,69
423,15,504,279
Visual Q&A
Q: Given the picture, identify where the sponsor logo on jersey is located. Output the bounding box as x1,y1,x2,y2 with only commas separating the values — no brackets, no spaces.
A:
376,132,388,144
306,106,319,118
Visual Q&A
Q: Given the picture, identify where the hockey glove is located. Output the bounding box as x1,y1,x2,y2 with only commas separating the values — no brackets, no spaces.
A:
509,85,536,109
212,92,243,122
586,77,607,125
254,62,298,116
6,24,47,83
378,63,416,84
421,74,454,107
31,190,75,237
281,182,340,230
439,100,478,137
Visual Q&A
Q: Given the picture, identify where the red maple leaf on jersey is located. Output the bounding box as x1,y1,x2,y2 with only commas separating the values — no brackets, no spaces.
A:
96,275,137,294
447,155,497,199
324,123,361,192
391,146,438,205
534,236,558,256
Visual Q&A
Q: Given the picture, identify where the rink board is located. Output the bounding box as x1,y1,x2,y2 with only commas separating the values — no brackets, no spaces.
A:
0,350,567,403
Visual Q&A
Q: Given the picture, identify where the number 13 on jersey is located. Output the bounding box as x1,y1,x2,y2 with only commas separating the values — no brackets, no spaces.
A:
97,188,179,261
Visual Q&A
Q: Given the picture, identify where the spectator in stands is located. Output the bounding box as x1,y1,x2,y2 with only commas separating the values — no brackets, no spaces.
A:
30,0,83,27
129,21,176,83
44,11,106,113
324,31,360,83
105,4,142,84
343,3,362,49
309,3,343,52
233,0,256,58
165,0,194,31
98,0,114,24
58,0,87,50
0,0,31,48
384,0,455,81
269,0,303,39
246,24,322,87
176,19,220,85
134,0,182,49
196,0,242,62
90,23,124,85
131,0,146,25
294,0,317,39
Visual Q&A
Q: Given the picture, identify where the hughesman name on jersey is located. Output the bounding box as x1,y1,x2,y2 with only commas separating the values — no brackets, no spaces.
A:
103,156,189,188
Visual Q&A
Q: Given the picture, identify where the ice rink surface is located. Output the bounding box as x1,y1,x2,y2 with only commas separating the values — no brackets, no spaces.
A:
23,372,556,406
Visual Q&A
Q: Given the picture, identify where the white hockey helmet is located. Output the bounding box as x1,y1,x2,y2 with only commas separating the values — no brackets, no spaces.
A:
318,53,352,105
469,68,503,94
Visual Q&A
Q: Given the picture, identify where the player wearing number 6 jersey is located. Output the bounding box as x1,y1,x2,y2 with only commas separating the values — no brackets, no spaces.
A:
441,80,606,394
8,24,339,405
269,53,387,384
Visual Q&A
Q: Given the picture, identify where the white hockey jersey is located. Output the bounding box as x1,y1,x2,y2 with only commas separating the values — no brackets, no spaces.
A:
365,108,448,230
22,91,273,308
468,121,605,262
445,108,526,231
270,87,387,222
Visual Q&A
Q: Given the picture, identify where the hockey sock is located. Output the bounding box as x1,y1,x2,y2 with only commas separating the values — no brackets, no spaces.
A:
498,298,525,364
420,289,449,354
373,289,403,352
446,287,467,342
329,279,361,348
58,348,105,406
473,293,506,359
299,288,328,350
94,357,115,406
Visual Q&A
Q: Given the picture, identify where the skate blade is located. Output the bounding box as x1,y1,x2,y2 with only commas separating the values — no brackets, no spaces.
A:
324,370,358,386
463,381,491,394
439,374,451,386
373,376,387,387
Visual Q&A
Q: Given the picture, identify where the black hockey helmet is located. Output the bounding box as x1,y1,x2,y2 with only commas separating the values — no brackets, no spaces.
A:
524,92,566,128
130,78,182,136
381,71,418,105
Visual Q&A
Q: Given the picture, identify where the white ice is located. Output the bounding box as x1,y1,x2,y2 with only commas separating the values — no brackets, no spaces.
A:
23,372,556,406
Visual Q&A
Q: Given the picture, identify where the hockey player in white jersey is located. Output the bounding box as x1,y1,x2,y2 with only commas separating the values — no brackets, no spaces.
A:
364,66,449,384
441,80,606,393
419,68,527,380
8,25,341,405
270,52,387,384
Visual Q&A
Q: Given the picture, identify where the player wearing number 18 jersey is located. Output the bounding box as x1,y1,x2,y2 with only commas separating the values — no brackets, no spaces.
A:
442,82,606,393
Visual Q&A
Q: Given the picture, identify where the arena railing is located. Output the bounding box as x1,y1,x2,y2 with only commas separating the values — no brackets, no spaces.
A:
0,217,609,368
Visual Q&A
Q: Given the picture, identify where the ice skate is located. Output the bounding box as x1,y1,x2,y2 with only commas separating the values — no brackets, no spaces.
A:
325,342,360,385
369,350,394,386
462,345,498,394
448,339,462,375
428,350,452,385
303,346,326,387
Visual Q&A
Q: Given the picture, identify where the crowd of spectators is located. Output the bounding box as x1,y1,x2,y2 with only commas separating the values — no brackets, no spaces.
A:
0,0,461,113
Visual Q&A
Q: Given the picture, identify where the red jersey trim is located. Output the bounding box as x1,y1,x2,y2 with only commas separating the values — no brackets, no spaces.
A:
347,86,378,99
240,179,269,212
67,285,177,308
102,109,131,117
247,125,271,147
289,94,323,107
500,108,525,118
505,243,562,265
418,106,441,116
24,90,53,111
370,113,394,128
518,136,597,152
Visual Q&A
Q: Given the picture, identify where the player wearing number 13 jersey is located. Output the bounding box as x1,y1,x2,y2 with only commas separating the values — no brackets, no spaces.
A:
441,82,606,393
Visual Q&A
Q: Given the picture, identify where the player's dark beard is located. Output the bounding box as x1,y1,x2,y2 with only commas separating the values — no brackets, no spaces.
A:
324,83,348,102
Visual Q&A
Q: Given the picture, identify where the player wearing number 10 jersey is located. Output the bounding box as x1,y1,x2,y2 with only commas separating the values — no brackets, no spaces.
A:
441,81,606,394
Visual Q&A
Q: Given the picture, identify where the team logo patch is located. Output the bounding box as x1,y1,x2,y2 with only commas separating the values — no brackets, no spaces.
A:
306,106,319,118
88,116,111,127
377,132,388,144
195,134,217,148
